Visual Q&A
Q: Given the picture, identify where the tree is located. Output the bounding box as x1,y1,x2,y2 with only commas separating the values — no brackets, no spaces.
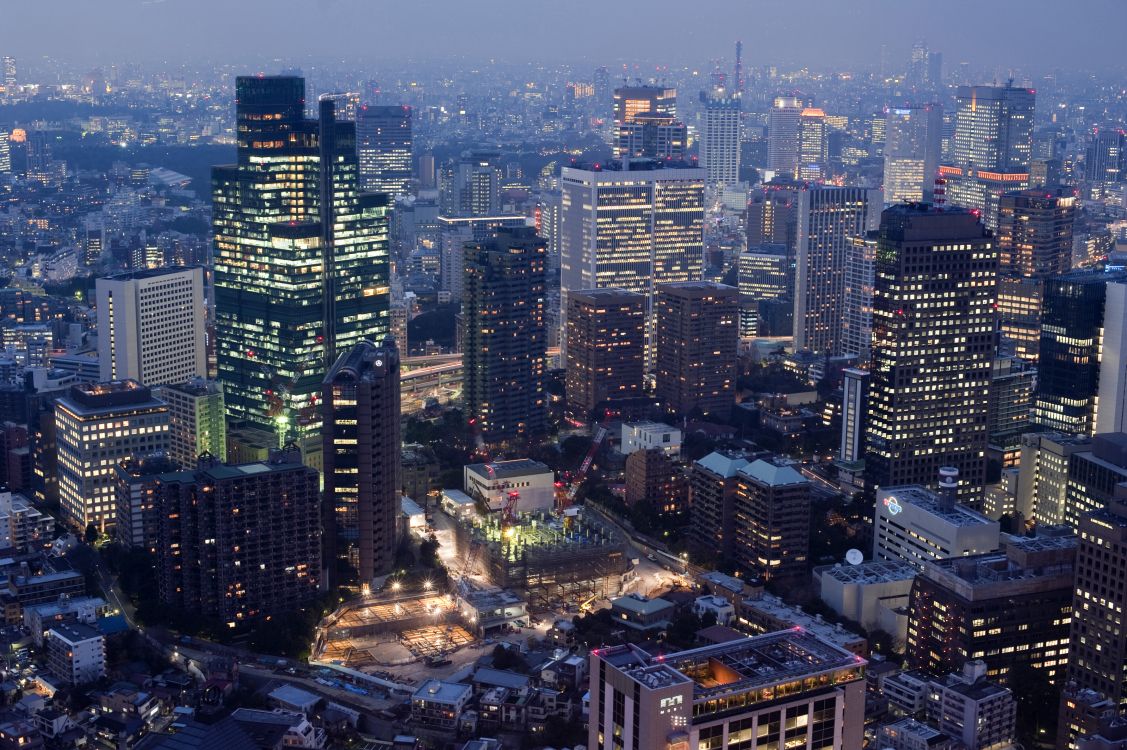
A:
84,523,99,544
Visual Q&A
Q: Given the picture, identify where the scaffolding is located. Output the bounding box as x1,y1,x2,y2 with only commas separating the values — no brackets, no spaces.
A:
453,509,630,610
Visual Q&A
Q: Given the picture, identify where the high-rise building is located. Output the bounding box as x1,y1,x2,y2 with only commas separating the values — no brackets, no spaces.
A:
866,205,996,500
564,289,646,422
1085,126,1126,187
559,160,705,343
357,105,412,197
1016,432,1090,526
1034,272,1127,435
318,91,360,121
873,478,1000,570
689,451,751,563
437,215,527,303
1058,501,1127,747
612,85,677,135
1063,433,1127,530
996,275,1044,362
841,232,878,361
734,458,811,580
767,95,804,176
737,245,790,338
158,379,226,468
883,103,943,203
797,108,829,180
996,187,1075,278
654,282,738,420
447,150,502,217
213,76,390,442
840,369,870,465
463,227,547,445
617,112,688,161
96,267,206,387
55,381,170,532
1,57,15,92
940,84,1035,227
155,447,321,628
906,533,1076,683
0,130,9,174
793,186,881,355
322,339,401,590
699,89,741,185
588,631,866,750
624,448,687,517
746,182,799,249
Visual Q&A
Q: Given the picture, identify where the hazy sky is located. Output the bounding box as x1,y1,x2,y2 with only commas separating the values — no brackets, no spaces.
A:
4,0,1124,73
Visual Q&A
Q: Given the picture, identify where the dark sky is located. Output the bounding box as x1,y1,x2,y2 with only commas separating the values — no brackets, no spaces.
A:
4,0,1123,73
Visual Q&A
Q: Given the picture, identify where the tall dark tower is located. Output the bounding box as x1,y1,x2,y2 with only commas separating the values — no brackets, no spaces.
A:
866,205,997,503
322,339,401,590
734,40,744,93
213,76,390,446
462,227,547,446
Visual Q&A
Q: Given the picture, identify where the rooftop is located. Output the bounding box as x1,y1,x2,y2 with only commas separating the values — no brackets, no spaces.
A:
695,452,751,479
879,486,996,528
820,560,917,585
611,594,675,616
738,459,807,487
600,629,863,701
465,459,551,481
47,621,102,644
267,683,320,709
413,679,472,704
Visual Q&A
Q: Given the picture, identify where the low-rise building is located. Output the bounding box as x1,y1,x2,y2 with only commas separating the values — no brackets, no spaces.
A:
817,559,916,644
927,661,1016,750
610,594,675,631
411,680,473,732
23,596,110,646
456,587,527,637
620,421,682,457
737,590,868,655
878,718,960,750
464,459,555,513
692,594,736,626
45,622,105,685
0,491,53,554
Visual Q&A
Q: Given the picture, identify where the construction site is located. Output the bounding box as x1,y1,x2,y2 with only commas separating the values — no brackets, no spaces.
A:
315,593,476,670
452,508,631,610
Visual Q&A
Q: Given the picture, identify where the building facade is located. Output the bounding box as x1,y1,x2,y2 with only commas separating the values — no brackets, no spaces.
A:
654,282,738,420
564,289,646,422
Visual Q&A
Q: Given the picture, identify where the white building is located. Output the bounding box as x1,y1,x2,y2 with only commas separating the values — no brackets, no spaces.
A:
874,478,1000,571
96,267,206,386
816,560,916,645
620,421,682,457
24,596,109,646
0,491,54,553
45,622,105,685
692,594,736,626
883,104,943,203
157,378,226,467
879,718,959,750
463,459,555,513
699,91,741,185
55,381,169,531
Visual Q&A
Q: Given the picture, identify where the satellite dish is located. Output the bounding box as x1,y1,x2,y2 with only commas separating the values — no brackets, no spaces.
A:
845,549,863,566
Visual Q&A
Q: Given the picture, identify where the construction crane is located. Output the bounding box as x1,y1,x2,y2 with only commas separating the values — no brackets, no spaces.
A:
562,420,610,508
502,489,520,527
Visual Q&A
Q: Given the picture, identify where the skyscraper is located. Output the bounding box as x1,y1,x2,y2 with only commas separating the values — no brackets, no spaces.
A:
55,381,170,532
1085,126,1126,187
463,227,547,445
767,95,803,176
738,245,790,338
357,105,412,197
792,186,881,355
654,282,738,420
883,103,943,203
1034,272,1127,435
617,113,687,162
322,339,401,590
564,289,646,423
995,188,1076,362
940,84,1035,227
996,187,1075,278
0,130,9,174
559,160,705,344
1058,501,1127,748
866,205,996,500
797,108,829,180
613,85,681,161
96,267,207,387
318,91,360,121
451,150,502,217
213,76,390,445
1,57,15,92
698,89,741,185
733,458,811,580
841,232,878,362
